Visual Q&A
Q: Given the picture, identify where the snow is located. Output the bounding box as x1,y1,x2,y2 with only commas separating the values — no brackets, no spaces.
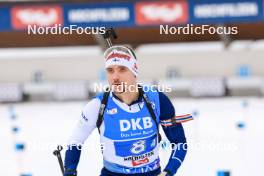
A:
1,98,263,176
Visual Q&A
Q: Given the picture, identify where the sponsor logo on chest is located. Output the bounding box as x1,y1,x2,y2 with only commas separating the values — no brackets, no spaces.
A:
119,116,153,132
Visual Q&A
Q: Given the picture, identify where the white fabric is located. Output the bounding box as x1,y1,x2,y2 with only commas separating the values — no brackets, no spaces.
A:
104,46,138,76
67,98,100,145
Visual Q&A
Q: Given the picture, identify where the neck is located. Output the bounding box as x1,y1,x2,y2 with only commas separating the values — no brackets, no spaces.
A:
115,86,139,105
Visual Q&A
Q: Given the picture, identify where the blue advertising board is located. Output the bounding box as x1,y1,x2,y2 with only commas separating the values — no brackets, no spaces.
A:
0,6,11,31
1,0,264,32
189,0,264,24
63,2,135,28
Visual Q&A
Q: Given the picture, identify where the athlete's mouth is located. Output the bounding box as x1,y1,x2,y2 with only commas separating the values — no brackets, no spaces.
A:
112,83,126,94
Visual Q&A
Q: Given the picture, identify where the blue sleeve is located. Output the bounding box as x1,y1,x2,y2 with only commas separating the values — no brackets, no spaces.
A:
159,92,187,175
64,146,82,175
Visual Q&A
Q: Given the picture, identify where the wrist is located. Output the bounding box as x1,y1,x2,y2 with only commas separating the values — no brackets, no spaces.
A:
64,169,77,176
163,169,173,176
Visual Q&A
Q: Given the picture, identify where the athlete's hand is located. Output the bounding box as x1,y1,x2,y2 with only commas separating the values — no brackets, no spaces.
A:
64,169,77,176
158,171,169,176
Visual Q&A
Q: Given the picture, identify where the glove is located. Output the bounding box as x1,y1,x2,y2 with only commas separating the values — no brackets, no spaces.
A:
64,169,77,176
158,170,173,176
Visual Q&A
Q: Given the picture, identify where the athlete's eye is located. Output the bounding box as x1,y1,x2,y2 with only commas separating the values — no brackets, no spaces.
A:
106,68,114,74
119,66,127,72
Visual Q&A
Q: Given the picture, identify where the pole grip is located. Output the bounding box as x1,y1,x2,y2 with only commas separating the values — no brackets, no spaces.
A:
102,28,117,48
53,145,64,175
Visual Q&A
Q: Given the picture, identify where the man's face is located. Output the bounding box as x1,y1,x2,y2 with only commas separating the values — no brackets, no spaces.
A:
106,65,137,94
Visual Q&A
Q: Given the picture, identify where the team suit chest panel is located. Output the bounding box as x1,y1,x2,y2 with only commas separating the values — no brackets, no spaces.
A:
98,91,161,174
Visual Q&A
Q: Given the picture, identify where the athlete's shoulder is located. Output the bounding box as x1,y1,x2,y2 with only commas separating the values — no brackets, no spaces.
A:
158,91,175,121
83,97,101,109
94,92,105,100
81,96,101,122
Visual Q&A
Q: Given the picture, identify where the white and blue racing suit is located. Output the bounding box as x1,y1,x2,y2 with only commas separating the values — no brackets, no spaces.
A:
64,87,187,176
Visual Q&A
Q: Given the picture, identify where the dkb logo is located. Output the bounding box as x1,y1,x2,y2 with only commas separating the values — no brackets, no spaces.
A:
120,117,153,132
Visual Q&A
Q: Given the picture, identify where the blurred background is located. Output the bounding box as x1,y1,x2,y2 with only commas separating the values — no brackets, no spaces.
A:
0,0,264,176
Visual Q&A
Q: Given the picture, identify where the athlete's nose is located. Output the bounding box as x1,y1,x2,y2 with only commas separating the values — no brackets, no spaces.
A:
112,71,120,81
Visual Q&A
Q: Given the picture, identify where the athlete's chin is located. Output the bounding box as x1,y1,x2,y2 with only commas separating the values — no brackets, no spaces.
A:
113,90,126,94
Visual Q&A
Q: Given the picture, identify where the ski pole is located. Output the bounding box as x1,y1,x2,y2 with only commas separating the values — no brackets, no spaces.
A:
102,27,117,47
53,145,64,175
